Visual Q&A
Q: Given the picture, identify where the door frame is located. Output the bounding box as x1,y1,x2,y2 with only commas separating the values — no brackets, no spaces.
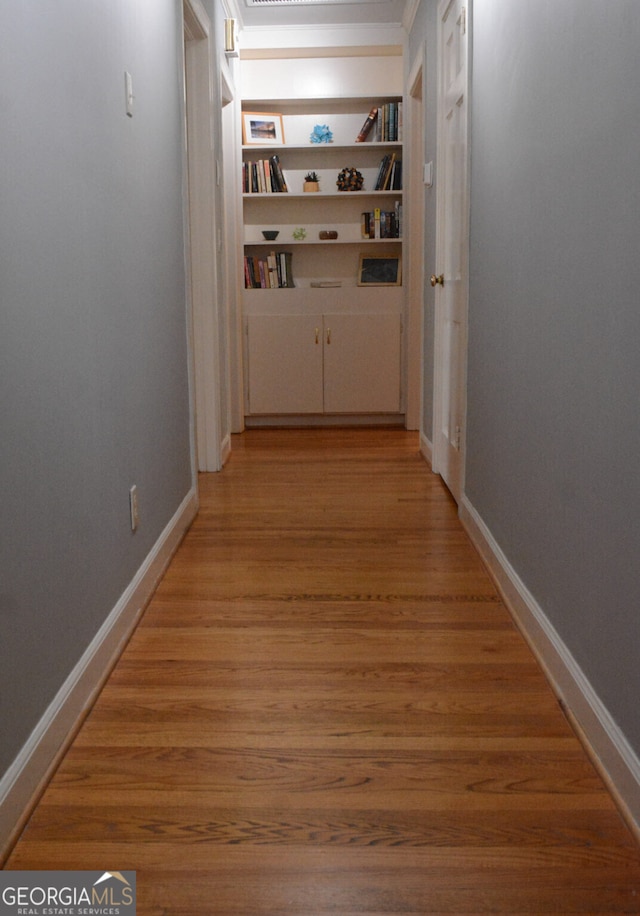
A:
432,0,471,502
405,47,426,432
183,0,224,471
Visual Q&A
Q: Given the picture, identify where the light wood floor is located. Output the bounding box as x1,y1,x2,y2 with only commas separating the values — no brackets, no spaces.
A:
6,429,640,913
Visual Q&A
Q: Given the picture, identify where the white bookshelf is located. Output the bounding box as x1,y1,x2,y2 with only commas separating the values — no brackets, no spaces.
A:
240,91,404,420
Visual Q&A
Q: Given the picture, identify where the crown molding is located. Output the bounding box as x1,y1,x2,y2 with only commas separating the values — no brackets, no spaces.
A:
239,21,405,54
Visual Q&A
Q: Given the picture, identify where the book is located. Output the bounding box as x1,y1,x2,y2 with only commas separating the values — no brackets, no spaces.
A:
374,153,396,191
279,251,295,288
355,106,378,142
382,152,396,190
361,209,402,239
244,252,294,289
378,102,400,141
269,154,288,192
374,154,389,190
390,159,402,190
243,158,288,194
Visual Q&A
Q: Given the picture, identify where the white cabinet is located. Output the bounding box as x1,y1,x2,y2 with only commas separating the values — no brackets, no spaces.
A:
247,312,401,416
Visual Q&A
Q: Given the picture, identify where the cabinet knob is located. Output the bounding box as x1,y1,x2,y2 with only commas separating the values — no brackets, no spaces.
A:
430,273,444,287
326,327,331,345
315,327,320,344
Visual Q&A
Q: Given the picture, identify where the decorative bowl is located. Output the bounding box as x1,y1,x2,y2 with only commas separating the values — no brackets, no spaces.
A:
262,230,279,241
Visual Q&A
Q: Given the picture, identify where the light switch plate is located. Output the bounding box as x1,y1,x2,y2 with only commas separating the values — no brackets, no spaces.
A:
125,71,134,118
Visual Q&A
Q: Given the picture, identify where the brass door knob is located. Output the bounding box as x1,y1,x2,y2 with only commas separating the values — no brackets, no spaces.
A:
430,273,444,287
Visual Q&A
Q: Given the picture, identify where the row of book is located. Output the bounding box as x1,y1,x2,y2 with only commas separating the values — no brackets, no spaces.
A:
361,204,403,239
379,102,403,142
244,251,295,289
242,156,288,194
374,153,402,191
355,102,403,143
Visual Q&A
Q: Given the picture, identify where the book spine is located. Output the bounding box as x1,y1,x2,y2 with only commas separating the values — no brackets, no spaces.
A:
355,106,378,142
374,155,388,191
392,159,402,190
262,160,272,193
382,152,396,190
284,251,295,288
267,251,277,287
270,155,288,192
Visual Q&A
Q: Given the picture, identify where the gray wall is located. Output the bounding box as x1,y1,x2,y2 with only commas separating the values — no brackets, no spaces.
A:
466,1,640,753
0,2,193,777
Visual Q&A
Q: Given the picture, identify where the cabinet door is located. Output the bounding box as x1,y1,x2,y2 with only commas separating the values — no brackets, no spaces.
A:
247,314,323,414
323,313,402,413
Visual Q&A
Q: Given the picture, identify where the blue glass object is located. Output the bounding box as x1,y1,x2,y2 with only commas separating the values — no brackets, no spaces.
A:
310,124,333,144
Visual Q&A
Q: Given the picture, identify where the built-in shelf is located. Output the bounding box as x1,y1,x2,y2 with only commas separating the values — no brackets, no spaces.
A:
240,94,404,419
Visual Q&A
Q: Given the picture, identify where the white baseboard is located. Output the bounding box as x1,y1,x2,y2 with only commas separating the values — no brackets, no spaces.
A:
220,432,232,467
419,431,433,465
460,494,640,840
244,415,406,428
0,486,199,864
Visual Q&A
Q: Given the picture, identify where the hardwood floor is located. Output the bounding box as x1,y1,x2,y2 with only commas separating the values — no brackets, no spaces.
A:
6,429,640,913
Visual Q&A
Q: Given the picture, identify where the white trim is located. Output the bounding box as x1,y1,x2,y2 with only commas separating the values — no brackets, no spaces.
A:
183,0,224,471
460,494,640,840
220,64,245,435
419,431,432,465
245,414,405,428
404,43,425,431
239,23,405,54
0,488,198,864
183,0,209,40
220,432,232,467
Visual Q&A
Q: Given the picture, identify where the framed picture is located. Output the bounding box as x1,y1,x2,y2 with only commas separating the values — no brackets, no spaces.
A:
357,255,402,287
242,112,285,146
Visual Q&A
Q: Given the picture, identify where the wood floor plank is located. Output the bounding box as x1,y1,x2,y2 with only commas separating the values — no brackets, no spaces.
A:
5,429,640,913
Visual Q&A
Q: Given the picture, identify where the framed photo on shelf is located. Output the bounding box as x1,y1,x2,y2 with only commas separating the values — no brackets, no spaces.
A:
242,112,285,146
357,254,402,287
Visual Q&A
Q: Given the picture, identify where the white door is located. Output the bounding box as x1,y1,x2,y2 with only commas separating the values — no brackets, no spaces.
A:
432,0,470,503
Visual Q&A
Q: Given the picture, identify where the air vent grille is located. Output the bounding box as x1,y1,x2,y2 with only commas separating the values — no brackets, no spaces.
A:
246,0,378,6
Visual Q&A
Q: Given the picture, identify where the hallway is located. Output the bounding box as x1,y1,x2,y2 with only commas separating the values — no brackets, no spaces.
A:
7,429,640,913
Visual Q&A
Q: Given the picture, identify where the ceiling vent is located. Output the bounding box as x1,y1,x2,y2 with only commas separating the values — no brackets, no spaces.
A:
245,0,381,6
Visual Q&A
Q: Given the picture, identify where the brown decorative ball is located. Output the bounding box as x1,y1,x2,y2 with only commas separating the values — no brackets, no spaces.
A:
336,167,364,191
